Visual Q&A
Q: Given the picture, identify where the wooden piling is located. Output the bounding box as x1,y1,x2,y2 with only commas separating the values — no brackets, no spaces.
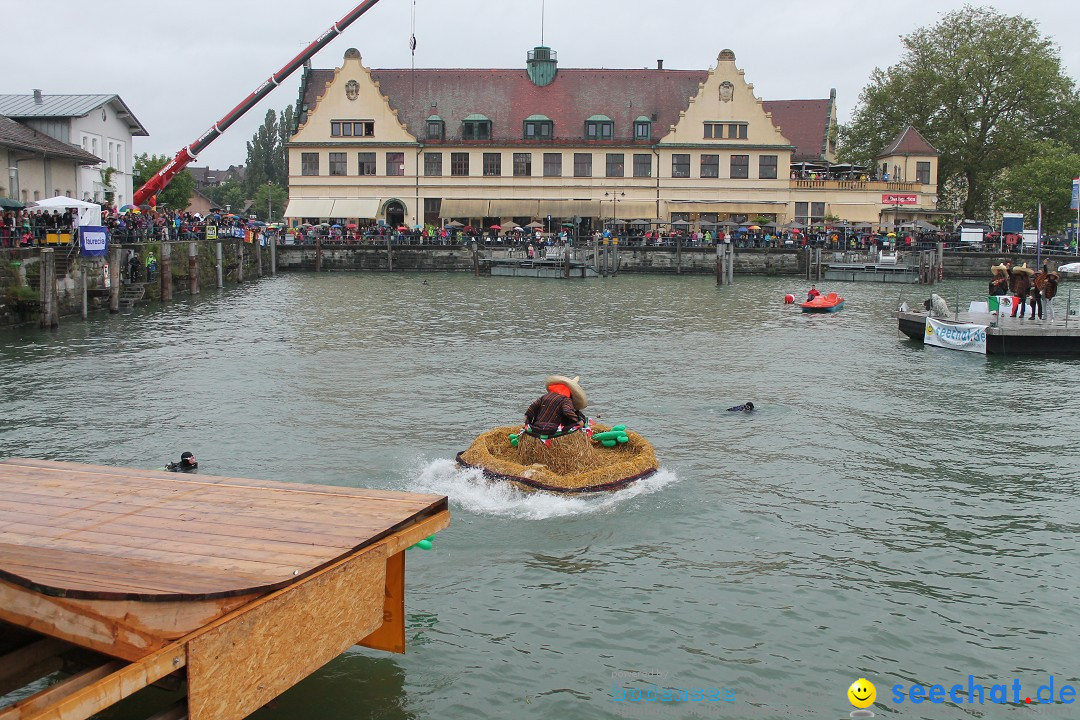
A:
611,240,619,276
109,245,121,313
39,248,58,328
314,238,322,273
563,248,570,278
675,234,682,275
81,267,88,320
161,243,172,302
237,241,245,282
470,241,479,277
716,244,723,285
216,242,223,288
727,243,734,284
387,235,394,272
254,236,263,278
189,242,199,296
270,236,277,276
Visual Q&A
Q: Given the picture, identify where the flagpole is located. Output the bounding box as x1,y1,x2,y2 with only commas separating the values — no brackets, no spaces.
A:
1037,202,1042,269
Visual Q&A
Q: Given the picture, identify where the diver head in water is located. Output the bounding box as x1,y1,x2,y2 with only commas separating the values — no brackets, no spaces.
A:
165,451,198,472
727,402,754,412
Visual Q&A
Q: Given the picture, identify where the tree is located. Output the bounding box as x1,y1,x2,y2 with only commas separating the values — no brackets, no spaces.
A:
251,183,288,222
204,179,248,214
133,153,195,211
839,6,1080,219
276,105,294,187
245,106,294,195
994,140,1080,232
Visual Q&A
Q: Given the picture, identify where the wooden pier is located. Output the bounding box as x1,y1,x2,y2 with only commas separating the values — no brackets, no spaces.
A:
0,458,449,720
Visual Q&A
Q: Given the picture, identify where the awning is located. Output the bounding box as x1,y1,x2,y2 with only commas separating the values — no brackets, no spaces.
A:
613,201,657,219
284,198,336,218
664,201,786,215
331,198,381,218
489,199,540,216
541,200,597,216
440,199,490,217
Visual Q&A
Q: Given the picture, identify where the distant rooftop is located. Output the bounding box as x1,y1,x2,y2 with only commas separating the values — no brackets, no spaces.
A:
0,93,149,136
0,115,104,164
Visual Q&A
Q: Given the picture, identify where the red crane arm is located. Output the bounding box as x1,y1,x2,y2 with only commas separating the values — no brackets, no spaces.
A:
133,0,384,206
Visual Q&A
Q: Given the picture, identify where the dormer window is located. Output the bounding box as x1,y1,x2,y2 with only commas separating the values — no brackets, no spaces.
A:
331,120,374,137
703,121,748,139
462,114,491,140
585,115,613,140
524,114,553,139
634,116,651,140
427,115,444,140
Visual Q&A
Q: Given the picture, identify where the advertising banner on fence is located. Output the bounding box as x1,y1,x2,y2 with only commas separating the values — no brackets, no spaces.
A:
79,226,108,256
205,225,218,240
925,317,987,354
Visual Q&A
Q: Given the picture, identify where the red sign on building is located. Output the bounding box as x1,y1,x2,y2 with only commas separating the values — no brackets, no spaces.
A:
882,193,918,205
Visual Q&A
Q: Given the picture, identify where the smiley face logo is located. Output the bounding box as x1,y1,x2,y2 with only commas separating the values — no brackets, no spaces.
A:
847,678,876,709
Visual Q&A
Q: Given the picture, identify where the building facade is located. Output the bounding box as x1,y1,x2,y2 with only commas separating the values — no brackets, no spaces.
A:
1,116,103,204
285,48,940,232
0,92,148,207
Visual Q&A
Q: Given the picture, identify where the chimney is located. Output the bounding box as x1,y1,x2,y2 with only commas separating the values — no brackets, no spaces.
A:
657,60,664,70
33,89,43,104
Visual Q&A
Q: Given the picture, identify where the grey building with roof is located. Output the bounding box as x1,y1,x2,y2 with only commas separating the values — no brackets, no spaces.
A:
0,91,148,207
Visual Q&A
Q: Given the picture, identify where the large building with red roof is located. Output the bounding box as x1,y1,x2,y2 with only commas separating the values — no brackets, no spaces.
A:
285,47,940,230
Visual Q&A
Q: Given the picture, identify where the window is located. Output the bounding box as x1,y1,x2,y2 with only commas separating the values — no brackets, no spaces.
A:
585,117,613,140
634,120,651,140
424,198,441,226
301,152,319,176
543,153,562,177
386,152,404,176
513,153,532,177
329,152,347,176
358,152,376,176
606,153,624,178
730,154,749,179
759,155,778,179
463,119,491,140
115,143,124,172
331,120,375,137
573,153,592,178
633,154,651,178
424,152,442,177
523,118,552,139
916,161,931,184
703,123,723,139
810,202,825,222
483,153,502,177
701,154,719,178
671,154,690,178
451,152,470,176
795,202,809,224
727,123,748,139
427,118,444,140
91,138,98,158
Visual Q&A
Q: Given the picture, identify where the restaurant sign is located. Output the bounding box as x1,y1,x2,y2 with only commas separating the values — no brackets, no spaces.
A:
882,194,918,205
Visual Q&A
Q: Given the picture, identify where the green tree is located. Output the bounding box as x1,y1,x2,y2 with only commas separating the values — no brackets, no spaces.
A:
245,109,278,195
994,140,1080,232
133,153,195,211
839,6,1079,219
251,183,288,222
276,105,294,187
204,179,248,214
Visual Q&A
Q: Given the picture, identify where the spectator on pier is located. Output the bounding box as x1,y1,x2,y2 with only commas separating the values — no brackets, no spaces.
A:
989,263,1009,296
1009,263,1033,318
128,251,141,283
145,251,158,282
1043,271,1059,323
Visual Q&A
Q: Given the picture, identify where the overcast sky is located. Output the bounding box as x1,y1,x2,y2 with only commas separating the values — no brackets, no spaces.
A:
6,0,1078,170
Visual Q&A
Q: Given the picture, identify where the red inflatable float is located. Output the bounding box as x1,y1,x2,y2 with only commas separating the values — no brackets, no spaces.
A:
783,294,796,304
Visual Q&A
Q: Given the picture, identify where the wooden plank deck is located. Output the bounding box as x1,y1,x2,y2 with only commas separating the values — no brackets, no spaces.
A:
0,458,450,720
0,458,447,600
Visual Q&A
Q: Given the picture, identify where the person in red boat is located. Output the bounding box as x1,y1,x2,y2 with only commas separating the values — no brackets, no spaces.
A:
806,285,821,302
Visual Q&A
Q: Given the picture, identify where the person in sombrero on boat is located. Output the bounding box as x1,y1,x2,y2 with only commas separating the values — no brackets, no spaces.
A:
524,375,589,435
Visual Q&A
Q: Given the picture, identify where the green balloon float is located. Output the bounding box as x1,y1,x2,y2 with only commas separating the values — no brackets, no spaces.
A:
408,535,435,551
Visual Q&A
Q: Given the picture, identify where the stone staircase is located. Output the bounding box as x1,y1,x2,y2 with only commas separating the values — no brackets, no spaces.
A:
118,283,147,309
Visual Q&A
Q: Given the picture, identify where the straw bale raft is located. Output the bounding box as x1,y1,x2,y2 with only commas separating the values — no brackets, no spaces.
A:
457,424,658,493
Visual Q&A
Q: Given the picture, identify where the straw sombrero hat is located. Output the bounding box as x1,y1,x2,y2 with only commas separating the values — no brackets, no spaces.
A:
1011,262,1035,275
991,263,1008,275
545,375,589,410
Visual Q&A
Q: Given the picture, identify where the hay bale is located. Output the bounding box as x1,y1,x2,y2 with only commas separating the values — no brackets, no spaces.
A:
459,424,658,491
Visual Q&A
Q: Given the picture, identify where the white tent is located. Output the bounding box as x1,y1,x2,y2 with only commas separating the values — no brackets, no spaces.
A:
31,196,102,227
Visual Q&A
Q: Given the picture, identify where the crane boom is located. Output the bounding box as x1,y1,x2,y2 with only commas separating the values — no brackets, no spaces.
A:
133,0,384,206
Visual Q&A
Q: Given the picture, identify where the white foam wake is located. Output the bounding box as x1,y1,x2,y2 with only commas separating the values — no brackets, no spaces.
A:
403,457,679,520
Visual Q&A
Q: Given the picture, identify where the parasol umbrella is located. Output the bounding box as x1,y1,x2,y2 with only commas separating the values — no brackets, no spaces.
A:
784,221,806,230
629,219,649,226
397,225,409,231
0,197,25,210
607,219,627,226
345,223,358,229
671,220,690,227
489,224,502,230
747,225,761,231
526,221,544,228
445,220,463,227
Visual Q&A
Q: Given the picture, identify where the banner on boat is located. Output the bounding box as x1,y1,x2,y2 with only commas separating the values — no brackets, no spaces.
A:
924,317,987,354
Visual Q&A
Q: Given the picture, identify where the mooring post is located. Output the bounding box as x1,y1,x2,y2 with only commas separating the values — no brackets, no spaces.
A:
715,243,723,285
216,242,223,288
80,266,88,320
593,235,600,275
563,247,570,278
237,241,245,282
254,235,263,278
188,242,199,296
675,234,683,275
160,242,172,302
470,241,479,276
937,241,944,282
612,240,619,276
388,235,394,272
39,248,58,328
314,237,322,273
269,235,276,276
109,245,121,313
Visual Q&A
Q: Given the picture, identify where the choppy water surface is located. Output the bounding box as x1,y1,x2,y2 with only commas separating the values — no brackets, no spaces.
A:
2,273,1078,720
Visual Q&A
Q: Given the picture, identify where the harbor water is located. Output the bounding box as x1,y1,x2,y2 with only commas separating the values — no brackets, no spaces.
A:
1,273,1077,719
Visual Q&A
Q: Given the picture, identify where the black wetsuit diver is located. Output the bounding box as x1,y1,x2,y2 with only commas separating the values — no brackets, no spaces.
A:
165,451,198,473
727,402,755,412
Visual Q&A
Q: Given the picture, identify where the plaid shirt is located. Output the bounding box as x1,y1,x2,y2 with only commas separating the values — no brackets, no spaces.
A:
525,391,582,434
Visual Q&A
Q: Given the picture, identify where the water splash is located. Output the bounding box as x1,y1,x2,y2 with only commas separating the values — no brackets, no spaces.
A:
404,457,679,520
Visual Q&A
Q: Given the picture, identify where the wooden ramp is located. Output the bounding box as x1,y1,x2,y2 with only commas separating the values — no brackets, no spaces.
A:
0,458,450,720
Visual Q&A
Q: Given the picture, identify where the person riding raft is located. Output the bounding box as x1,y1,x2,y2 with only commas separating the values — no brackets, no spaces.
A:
524,375,589,441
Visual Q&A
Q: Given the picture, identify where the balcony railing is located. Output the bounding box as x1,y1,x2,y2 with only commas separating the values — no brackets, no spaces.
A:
792,179,923,192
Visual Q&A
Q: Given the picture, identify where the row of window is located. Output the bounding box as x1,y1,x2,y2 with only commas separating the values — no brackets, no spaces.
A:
330,120,375,137
331,118,756,143
300,151,782,179
80,134,125,172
